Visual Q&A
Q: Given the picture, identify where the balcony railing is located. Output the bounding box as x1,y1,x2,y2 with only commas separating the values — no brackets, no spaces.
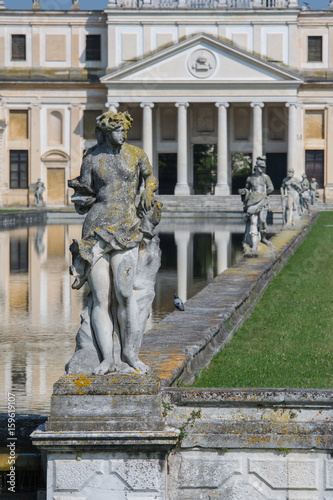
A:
108,0,297,9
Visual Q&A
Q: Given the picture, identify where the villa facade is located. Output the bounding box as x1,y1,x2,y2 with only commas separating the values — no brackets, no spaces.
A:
0,0,333,205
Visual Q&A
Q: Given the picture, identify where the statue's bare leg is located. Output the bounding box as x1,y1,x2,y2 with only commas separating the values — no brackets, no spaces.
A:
111,247,151,373
88,254,115,375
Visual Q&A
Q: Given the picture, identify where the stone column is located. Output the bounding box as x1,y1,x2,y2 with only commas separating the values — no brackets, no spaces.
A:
106,102,119,113
175,103,190,196
326,105,333,202
30,104,41,203
174,230,190,303
140,103,154,164
251,103,264,169
286,103,299,174
70,105,82,183
215,103,230,196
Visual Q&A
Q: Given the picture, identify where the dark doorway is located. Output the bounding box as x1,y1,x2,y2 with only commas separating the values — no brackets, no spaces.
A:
158,153,177,194
266,153,287,192
305,150,324,188
193,144,217,195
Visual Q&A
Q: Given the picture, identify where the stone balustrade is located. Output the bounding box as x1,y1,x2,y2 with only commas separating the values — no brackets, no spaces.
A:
107,0,295,9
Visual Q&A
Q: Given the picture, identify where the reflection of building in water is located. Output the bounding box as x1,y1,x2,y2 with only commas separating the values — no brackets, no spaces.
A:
0,224,86,414
0,220,244,413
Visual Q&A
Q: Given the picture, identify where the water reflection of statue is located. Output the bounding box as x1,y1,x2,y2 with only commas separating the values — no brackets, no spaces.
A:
310,177,319,205
281,168,302,227
34,179,45,206
238,156,274,255
66,111,162,376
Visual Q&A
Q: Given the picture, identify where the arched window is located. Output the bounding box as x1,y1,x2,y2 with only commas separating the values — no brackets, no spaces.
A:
48,111,63,146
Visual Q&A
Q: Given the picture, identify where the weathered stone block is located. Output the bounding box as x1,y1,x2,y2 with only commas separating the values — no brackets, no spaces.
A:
46,373,164,432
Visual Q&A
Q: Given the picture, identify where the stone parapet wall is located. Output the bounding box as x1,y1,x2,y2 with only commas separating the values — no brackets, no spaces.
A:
163,388,333,499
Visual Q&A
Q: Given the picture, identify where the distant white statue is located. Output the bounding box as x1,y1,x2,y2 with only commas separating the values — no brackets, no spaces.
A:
310,177,319,205
280,168,302,227
32,0,40,8
238,156,275,256
34,178,45,206
300,173,311,213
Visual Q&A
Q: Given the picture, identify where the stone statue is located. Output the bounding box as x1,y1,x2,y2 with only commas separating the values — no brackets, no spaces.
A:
32,0,40,8
66,110,162,376
280,168,302,227
300,173,311,213
34,178,45,206
238,156,274,256
72,0,80,9
310,177,319,205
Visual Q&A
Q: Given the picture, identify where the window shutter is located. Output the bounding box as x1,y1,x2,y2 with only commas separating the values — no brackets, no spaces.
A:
308,36,322,63
12,35,26,61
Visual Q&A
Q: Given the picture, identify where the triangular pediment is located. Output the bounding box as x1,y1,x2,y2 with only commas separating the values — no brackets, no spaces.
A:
101,33,302,85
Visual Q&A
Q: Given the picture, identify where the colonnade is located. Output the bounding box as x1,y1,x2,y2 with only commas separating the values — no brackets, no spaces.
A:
107,100,301,194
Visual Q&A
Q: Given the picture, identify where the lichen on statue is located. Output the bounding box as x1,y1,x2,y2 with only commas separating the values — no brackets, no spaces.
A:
66,110,162,376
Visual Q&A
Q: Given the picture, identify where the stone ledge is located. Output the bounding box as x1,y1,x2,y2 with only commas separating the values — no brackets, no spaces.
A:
140,214,318,386
163,387,333,407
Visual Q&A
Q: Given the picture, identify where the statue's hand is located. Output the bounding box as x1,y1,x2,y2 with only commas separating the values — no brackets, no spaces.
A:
140,188,154,212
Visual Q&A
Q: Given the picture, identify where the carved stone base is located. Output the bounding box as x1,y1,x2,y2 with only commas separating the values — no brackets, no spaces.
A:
46,373,165,432
32,372,179,498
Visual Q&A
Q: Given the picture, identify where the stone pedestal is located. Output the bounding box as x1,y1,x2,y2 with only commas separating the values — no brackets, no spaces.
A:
32,373,179,499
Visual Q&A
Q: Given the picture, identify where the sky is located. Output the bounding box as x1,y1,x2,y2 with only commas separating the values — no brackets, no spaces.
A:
4,0,331,11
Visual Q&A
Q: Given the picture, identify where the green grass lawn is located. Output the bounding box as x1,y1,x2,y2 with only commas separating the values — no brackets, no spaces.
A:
192,212,333,389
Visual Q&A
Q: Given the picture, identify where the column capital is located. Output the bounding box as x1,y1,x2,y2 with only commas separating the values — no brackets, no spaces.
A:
140,102,155,109
215,102,229,109
251,102,265,109
286,102,300,109
175,102,189,108
105,102,119,109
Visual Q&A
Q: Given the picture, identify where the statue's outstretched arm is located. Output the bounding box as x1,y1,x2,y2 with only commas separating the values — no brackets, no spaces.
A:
68,155,96,215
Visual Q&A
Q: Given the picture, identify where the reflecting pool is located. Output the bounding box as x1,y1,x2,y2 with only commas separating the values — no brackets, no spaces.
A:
0,217,253,414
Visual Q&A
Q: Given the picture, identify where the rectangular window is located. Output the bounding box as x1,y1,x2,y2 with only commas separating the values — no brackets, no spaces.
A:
11,35,26,61
86,35,101,61
10,150,28,189
9,110,28,140
308,36,322,63
305,150,324,189
304,110,324,140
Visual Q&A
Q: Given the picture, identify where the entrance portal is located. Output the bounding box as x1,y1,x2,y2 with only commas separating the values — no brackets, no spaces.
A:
266,153,287,192
193,144,217,195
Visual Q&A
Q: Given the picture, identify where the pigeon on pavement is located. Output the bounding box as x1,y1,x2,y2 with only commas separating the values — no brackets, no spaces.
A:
174,293,185,311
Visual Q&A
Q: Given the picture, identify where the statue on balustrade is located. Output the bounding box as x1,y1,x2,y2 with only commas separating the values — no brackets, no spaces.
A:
66,110,162,376
238,156,275,256
280,168,303,228
310,177,319,205
300,173,311,213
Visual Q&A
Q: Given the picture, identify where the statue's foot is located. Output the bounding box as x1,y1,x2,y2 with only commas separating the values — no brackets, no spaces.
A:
130,359,152,374
93,360,114,375
115,360,135,374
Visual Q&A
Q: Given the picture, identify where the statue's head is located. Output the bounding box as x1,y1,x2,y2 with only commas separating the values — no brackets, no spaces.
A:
95,111,133,147
302,173,307,178
287,168,294,177
96,110,133,135
255,156,266,173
